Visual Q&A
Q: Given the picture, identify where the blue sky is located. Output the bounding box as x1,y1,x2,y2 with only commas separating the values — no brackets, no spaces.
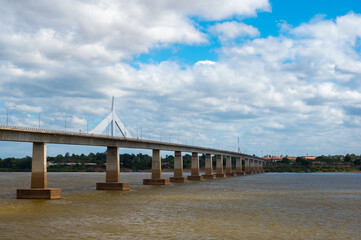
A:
0,0,361,158
135,0,361,65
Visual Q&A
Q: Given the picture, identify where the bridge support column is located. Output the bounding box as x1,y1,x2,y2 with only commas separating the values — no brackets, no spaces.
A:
203,153,216,179
225,156,236,176
97,146,129,190
215,155,226,178
251,160,256,174
260,161,264,173
143,149,170,185
17,142,61,199
245,158,250,174
188,152,204,180
235,157,244,176
170,151,187,182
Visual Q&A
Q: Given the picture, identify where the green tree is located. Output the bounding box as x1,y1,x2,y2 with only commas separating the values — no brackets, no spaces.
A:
344,154,352,163
295,157,311,166
353,158,361,166
280,157,291,164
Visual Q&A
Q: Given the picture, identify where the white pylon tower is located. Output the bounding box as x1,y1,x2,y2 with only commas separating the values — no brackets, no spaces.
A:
89,97,132,138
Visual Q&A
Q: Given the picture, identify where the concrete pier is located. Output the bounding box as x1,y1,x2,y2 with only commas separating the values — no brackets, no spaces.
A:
215,155,226,178
97,146,129,190
253,160,257,173
188,152,203,180
235,157,244,176
244,158,248,173
17,142,61,199
250,159,256,174
259,160,264,173
143,149,170,185
245,158,252,174
170,151,187,182
225,156,236,176
203,153,216,179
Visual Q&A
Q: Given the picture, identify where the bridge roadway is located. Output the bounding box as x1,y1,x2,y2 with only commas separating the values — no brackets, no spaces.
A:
0,126,269,199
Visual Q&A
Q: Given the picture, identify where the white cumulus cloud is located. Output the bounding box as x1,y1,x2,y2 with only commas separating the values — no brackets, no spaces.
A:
209,21,260,41
1,1,361,157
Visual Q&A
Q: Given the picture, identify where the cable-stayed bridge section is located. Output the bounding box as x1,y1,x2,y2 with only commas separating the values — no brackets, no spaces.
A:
0,126,268,199
0,98,269,199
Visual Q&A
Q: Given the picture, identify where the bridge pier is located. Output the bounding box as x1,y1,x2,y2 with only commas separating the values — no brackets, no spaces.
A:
143,149,170,185
244,158,248,174
188,152,203,180
225,156,236,176
97,146,129,190
253,160,257,174
203,153,216,179
245,158,251,174
251,159,256,174
17,142,61,199
260,161,264,173
215,155,226,178
170,151,187,182
235,157,244,176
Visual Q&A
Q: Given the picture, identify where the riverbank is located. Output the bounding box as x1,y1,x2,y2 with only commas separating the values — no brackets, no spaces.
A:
264,164,361,173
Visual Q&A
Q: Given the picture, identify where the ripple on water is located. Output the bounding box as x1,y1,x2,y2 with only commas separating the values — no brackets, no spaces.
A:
0,172,360,239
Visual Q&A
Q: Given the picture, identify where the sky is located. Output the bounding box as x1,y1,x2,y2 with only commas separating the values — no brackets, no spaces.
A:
1,0,361,158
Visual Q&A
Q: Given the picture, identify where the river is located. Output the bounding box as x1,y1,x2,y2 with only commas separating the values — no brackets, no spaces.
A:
0,172,360,239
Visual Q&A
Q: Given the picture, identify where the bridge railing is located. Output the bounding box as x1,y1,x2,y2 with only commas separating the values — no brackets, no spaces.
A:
0,124,206,148
0,124,266,160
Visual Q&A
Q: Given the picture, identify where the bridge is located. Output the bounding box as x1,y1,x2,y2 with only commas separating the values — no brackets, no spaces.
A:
0,126,269,199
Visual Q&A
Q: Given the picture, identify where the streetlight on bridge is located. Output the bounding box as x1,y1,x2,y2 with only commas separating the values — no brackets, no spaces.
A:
83,115,95,133
38,111,46,128
6,105,16,126
65,115,73,131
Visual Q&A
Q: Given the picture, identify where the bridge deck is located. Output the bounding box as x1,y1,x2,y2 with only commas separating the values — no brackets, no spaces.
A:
0,126,264,160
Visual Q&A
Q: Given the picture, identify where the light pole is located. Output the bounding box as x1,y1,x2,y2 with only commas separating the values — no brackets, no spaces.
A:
6,105,16,125
140,124,142,139
65,115,73,131
84,116,94,133
38,111,46,128
86,119,92,133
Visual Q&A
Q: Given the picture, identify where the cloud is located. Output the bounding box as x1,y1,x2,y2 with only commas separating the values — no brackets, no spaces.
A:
1,1,361,157
209,21,260,41
0,0,270,68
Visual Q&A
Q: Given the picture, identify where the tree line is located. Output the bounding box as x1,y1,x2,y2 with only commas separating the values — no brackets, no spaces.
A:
0,152,207,172
266,154,361,172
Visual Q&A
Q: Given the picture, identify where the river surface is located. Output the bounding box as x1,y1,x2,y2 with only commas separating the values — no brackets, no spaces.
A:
0,172,360,239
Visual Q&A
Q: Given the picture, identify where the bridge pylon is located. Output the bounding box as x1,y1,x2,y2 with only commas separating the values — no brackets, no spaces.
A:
89,97,132,138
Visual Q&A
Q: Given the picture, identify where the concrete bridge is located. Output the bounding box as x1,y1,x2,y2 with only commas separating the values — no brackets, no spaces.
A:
0,126,269,199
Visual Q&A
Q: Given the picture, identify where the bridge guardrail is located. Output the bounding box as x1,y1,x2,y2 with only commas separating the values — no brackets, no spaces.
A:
0,124,208,149
0,124,266,160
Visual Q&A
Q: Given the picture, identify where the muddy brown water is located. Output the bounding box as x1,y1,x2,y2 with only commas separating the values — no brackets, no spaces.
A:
0,172,360,239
